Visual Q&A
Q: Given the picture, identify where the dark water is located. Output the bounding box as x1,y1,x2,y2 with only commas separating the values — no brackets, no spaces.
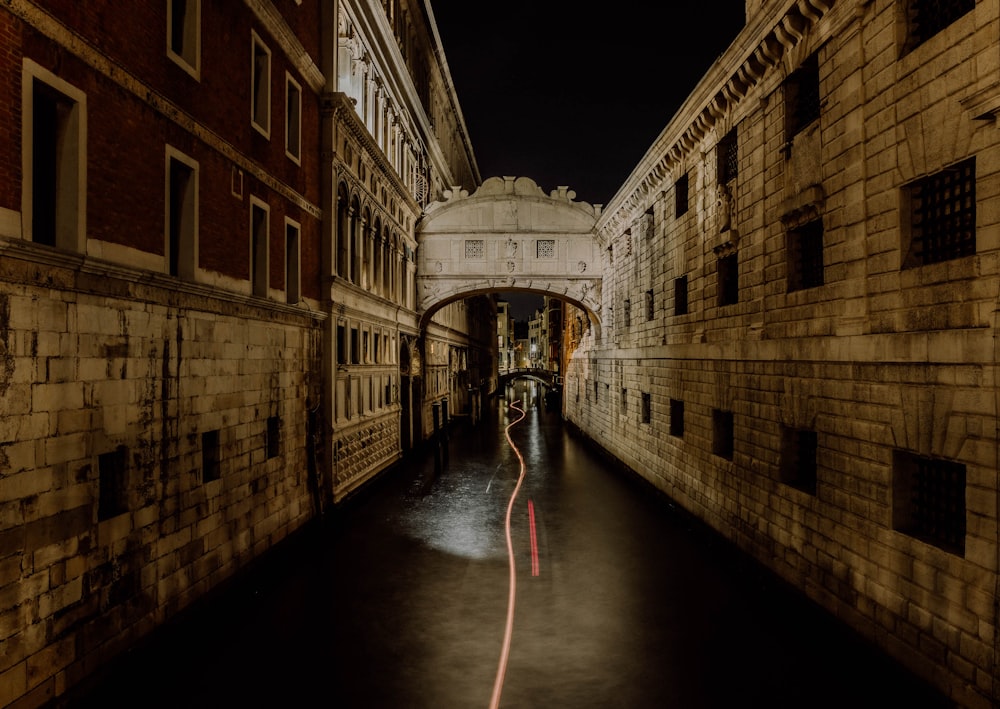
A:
58,381,953,708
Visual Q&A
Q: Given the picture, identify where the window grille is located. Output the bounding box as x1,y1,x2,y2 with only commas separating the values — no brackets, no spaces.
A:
904,158,975,268
536,239,555,258
718,129,738,183
464,239,484,259
893,450,966,555
787,219,824,291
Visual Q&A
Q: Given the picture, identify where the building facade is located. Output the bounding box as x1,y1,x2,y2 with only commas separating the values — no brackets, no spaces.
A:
564,0,1000,705
0,1,490,705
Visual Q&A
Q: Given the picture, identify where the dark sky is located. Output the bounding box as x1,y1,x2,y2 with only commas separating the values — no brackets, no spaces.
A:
431,2,748,209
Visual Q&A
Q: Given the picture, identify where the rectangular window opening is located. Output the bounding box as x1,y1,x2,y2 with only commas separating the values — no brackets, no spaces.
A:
250,199,269,297
266,416,281,459
718,253,739,306
905,0,975,53
785,53,820,142
674,275,688,316
712,409,734,460
718,128,738,184
641,392,651,424
251,31,271,137
675,173,689,218
167,0,200,77
285,220,301,304
202,430,220,482
98,446,129,520
285,73,301,162
669,399,684,438
892,450,966,555
779,426,817,494
167,150,198,280
787,219,824,292
903,157,976,268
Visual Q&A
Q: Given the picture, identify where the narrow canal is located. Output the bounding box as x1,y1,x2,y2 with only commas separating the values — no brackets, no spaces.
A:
60,380,952,708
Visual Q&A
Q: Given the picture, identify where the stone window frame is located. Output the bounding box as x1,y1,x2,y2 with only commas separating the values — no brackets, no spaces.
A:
285,217,301,304
675,172,689,218
21,59,87,252
251,29,272,138
285,72,302,164
892,450,966,556
249,195,270,297
165,145,199,281
784,52,820,148
901,157,976,269
167,0,201,80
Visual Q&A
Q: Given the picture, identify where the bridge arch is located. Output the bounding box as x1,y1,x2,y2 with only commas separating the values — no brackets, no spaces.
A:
415,176,603,335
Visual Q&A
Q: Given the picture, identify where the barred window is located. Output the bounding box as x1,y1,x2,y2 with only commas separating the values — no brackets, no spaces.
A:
641,392,651,424
905,0,975,52
785,53,820,141
621,387,627,413
903,158,975,268
536,239,555,258
787,219,824,292
675,173,689,218
645,290,654,321
780,426,817,495
465,239,484,259
892,450,966,555
623,299,631,327
718,128,738,184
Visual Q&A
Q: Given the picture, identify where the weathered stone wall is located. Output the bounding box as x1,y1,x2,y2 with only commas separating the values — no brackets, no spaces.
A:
566,1,1000,706
0,248,324,707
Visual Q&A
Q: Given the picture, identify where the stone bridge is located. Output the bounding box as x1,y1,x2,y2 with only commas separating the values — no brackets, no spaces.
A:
497,367,561,388
415,176,603,334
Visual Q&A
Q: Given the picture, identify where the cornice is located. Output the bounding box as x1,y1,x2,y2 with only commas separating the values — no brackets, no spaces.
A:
598,0,835,242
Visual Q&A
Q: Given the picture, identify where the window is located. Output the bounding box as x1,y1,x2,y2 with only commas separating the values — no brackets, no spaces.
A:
712,409,734,460
266,416,281,458
250,197,269,297
675,173,689,218
787,219,824,292
166,147,198,280
351,327,360,364
251,30,271,137
643,207,655,240
22,60,86,252
337,323,347,364
285,218,301,304
641,393,651,424
623,299,631,328
902,157,975,268
167,0,200,79
285,73,301,162
465,239,484,259
621,388,627,413
892,450,966,555
202,430,220,482
718,128,738,184
536,239,555,258
905,0,975,53
593,379,598,402
669,399,684,438
718,253,738,306
645,290,654,321
98,446,128,520
779,426,817,494
785,53,819,142
674,276,688,316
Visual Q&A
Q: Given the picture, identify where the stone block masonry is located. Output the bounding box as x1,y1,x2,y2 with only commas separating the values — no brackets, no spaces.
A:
0,254,324,708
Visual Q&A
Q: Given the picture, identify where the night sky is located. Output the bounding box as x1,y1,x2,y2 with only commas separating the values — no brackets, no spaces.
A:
431,2,748,208
429,2,748,320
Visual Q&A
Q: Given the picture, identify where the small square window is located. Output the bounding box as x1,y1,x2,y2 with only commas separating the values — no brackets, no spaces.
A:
712,409,734,460
465,239,484,259
892,450,965,555
536,239,555,258
718,253,738,306
779,426,817,494
669,399,684,438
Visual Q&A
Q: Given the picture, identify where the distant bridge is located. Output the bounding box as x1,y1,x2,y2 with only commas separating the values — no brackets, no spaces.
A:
497,368,561,389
